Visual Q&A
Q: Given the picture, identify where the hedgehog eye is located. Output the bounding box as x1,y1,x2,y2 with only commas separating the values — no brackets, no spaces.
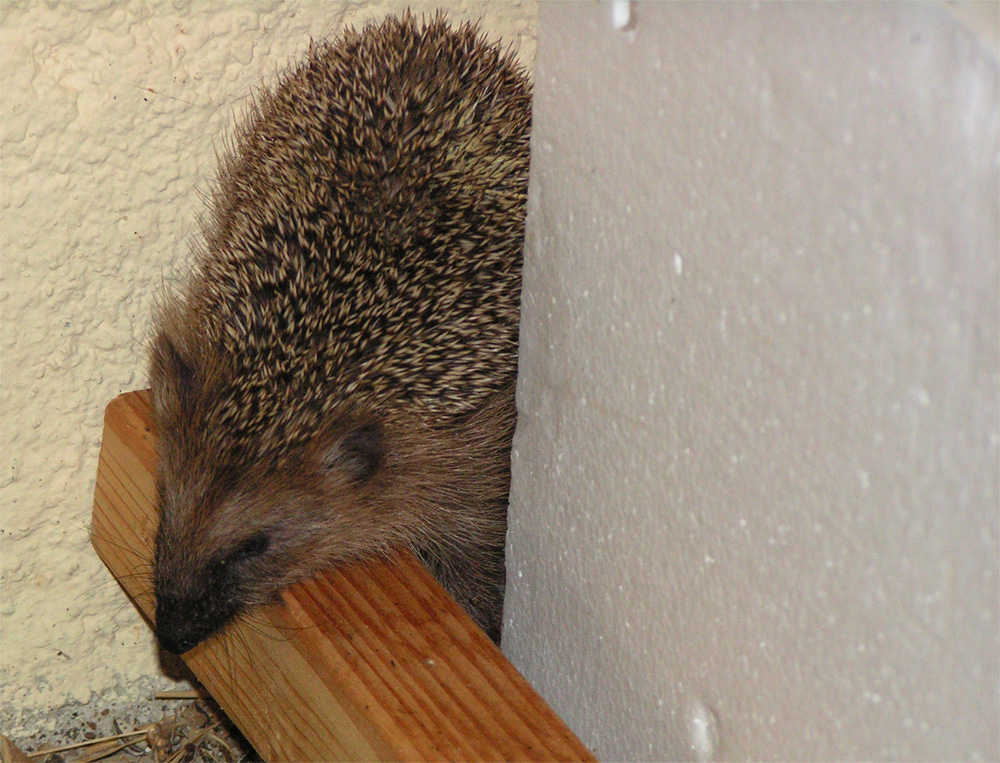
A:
232,532,270,563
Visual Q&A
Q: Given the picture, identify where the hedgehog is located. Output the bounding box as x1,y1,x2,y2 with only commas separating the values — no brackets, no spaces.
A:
149,13,531,654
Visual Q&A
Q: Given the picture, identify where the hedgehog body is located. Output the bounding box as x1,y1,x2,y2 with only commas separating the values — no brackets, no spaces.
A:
150,15,531,653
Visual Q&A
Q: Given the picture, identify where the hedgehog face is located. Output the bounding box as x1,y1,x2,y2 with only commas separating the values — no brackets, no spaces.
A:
150,331,394,654
151,419,394,655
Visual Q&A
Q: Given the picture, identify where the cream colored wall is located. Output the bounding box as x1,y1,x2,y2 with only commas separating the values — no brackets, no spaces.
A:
0,0,537,737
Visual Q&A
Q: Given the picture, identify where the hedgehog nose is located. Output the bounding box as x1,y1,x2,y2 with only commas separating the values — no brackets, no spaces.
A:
156,613,208,655
158,629,200,655
155,597,216,655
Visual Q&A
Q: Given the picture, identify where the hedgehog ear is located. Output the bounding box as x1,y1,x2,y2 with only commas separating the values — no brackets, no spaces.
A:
323,422,384,482
151,331,198,412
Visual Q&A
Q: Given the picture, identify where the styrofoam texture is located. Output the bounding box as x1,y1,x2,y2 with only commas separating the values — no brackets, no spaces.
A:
504,3,998,760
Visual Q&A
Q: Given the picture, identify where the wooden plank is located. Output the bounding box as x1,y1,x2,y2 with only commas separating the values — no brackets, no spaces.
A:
90,391,596,763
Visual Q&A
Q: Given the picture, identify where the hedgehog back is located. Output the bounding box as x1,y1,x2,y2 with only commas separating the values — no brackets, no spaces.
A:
166,15,531,460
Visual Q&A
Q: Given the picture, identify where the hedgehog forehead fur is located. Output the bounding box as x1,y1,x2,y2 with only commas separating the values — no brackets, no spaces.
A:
158,14,531,464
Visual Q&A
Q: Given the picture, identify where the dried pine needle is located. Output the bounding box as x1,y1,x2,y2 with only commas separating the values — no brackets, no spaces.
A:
25,726,154,758
164,723,219,763
78,739,146,763
153,691,207,701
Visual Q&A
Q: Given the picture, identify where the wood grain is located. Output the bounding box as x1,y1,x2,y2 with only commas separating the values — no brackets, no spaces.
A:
90,391,596,763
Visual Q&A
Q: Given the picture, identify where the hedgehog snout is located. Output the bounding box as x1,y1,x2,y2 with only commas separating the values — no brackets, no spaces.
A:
153,544,260,655
154,587,237,655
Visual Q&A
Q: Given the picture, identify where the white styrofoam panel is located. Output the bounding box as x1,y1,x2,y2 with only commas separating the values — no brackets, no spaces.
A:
505,3,998,760
1,0,537,736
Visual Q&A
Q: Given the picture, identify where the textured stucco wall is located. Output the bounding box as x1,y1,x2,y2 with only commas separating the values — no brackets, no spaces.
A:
1,0,536,737
504,3,998,761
